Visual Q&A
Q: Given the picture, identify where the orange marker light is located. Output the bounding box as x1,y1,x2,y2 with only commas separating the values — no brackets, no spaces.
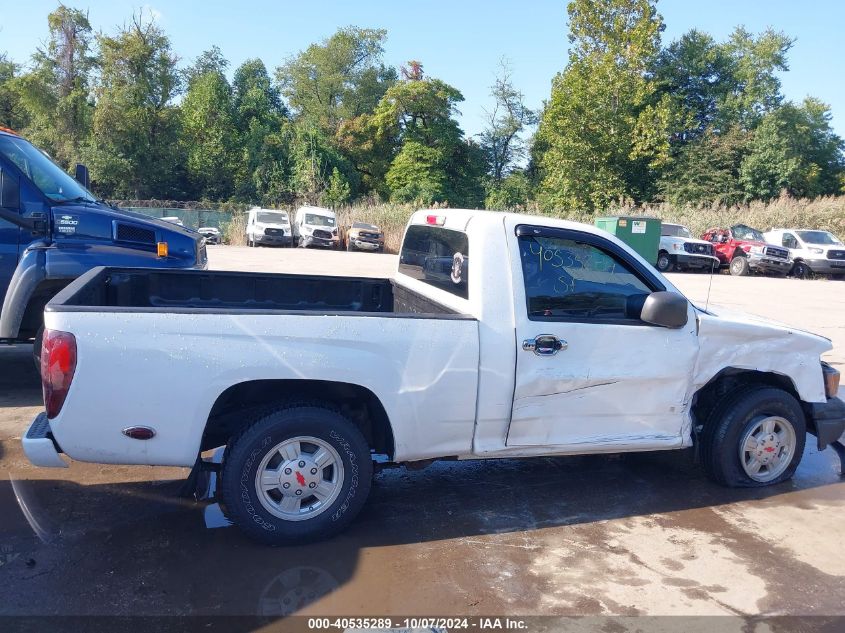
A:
157,242,168,257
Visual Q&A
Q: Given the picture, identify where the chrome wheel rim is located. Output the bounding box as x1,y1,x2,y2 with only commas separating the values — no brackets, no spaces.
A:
738,415,796,482
658,254,670,271
255,436,344,521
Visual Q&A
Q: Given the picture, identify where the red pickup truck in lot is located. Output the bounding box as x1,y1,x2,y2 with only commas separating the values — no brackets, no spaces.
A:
701,224,792,276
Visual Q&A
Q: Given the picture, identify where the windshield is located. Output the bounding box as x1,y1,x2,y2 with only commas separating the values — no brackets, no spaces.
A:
0,135,95,203
305,213,335,227
731,224,764,242
256,211,288,224
796,230,841,245
661,224,691,238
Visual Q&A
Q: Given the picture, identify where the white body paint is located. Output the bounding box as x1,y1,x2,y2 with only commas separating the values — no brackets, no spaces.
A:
33,210,832,468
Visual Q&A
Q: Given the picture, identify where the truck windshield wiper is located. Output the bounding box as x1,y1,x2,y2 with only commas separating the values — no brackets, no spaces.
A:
54,196,97,205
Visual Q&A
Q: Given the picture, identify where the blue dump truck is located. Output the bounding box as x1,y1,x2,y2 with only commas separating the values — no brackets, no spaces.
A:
0,128,207,362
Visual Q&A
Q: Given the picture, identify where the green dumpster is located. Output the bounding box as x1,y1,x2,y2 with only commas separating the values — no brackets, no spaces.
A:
594,216,662,265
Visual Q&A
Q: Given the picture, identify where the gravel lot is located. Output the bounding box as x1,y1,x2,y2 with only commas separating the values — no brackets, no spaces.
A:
0,244,843,621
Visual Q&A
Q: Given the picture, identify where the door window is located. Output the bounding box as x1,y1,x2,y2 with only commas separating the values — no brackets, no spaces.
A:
518,233,654,322
782,233,798,249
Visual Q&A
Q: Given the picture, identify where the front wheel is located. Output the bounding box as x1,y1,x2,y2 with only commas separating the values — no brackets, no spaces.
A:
220,404,373,545
729,256,750,276
701,386,806,487
656,251,672,272
791,261,812,280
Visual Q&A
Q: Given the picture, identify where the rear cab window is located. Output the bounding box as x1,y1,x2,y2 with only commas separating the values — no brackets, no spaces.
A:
399,225,469,299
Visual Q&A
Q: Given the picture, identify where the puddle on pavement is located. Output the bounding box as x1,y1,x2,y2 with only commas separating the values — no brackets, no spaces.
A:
0,441,842,617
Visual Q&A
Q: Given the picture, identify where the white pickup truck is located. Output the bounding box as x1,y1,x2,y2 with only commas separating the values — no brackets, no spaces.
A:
24,209,845,545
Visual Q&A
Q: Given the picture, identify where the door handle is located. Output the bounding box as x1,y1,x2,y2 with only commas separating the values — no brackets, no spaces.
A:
522,334,567,356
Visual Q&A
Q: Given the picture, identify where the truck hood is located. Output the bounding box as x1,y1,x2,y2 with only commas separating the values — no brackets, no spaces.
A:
663,236,712,247
52,201,199,239
694,306,831,402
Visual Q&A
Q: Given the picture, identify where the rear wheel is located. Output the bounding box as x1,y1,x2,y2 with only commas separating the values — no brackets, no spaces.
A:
729,256,750,276
656,251,672,272
701,386,805,487
220,404,372,545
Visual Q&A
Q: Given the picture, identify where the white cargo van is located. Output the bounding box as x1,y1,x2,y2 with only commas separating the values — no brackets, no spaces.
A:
292,206,339,248
245,208,292,247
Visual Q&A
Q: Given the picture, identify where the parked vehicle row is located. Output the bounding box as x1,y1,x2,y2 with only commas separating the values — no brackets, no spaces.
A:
244,205,385,253
653,220,844,279
23,208,845,546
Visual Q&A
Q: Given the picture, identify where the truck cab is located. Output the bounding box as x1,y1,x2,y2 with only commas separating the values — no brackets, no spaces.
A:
0,129,207,355
763,228,845,279
701,224,791,276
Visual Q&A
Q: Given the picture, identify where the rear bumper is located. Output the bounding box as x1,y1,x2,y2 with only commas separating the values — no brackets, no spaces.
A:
22,412,68,468
807,397,845,450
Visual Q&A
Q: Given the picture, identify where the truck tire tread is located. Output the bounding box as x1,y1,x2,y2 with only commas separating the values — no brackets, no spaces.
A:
219,401,373,545
701,385,805,487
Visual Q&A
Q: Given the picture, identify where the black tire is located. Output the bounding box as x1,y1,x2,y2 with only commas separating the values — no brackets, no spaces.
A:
701,386,806,487
729,256,750,276
791,261,812,280
656,251,672,272
32,325,44,371
220,403,372,545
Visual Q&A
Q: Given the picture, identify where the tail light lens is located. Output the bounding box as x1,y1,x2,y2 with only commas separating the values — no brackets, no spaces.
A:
41,329,77,419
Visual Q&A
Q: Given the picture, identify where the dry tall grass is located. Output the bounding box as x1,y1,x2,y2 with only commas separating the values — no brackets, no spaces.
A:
205,194,845,252
334,194,845,253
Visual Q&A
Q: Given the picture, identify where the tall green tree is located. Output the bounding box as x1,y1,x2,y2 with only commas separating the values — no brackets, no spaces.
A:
534,0,666,211
0,54,26,130
479,58,537,183
277,27,397,134
180,48,236,199
374,62,483,206
720,27,792,130
740,98,845,200
231,58,289,202
88,14,181,198
14,6,94,168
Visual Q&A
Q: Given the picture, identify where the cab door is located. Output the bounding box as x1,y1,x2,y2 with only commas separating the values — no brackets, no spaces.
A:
507,222,699,451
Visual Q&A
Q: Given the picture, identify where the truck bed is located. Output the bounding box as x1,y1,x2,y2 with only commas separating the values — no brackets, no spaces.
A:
48,267,463,317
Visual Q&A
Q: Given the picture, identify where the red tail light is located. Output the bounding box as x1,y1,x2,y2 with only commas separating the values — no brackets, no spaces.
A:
41,329,77,419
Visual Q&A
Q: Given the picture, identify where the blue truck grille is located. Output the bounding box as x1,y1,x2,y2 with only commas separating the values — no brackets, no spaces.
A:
827,250,845,260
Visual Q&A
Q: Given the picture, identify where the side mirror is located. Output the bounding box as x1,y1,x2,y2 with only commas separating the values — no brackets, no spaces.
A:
74,163,90,189
640,291,688,328
0,167,21,210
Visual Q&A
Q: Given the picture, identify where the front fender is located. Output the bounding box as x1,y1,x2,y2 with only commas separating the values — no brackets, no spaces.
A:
0,244,48,339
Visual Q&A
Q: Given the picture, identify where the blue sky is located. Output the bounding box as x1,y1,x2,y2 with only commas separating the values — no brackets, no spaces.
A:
1,0,843,139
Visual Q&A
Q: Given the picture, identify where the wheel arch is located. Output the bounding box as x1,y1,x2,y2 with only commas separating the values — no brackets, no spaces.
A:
202,379,395,459
690,368,804,440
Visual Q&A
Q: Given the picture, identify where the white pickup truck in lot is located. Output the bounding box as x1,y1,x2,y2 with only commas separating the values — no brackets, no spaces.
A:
24,209,845,545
